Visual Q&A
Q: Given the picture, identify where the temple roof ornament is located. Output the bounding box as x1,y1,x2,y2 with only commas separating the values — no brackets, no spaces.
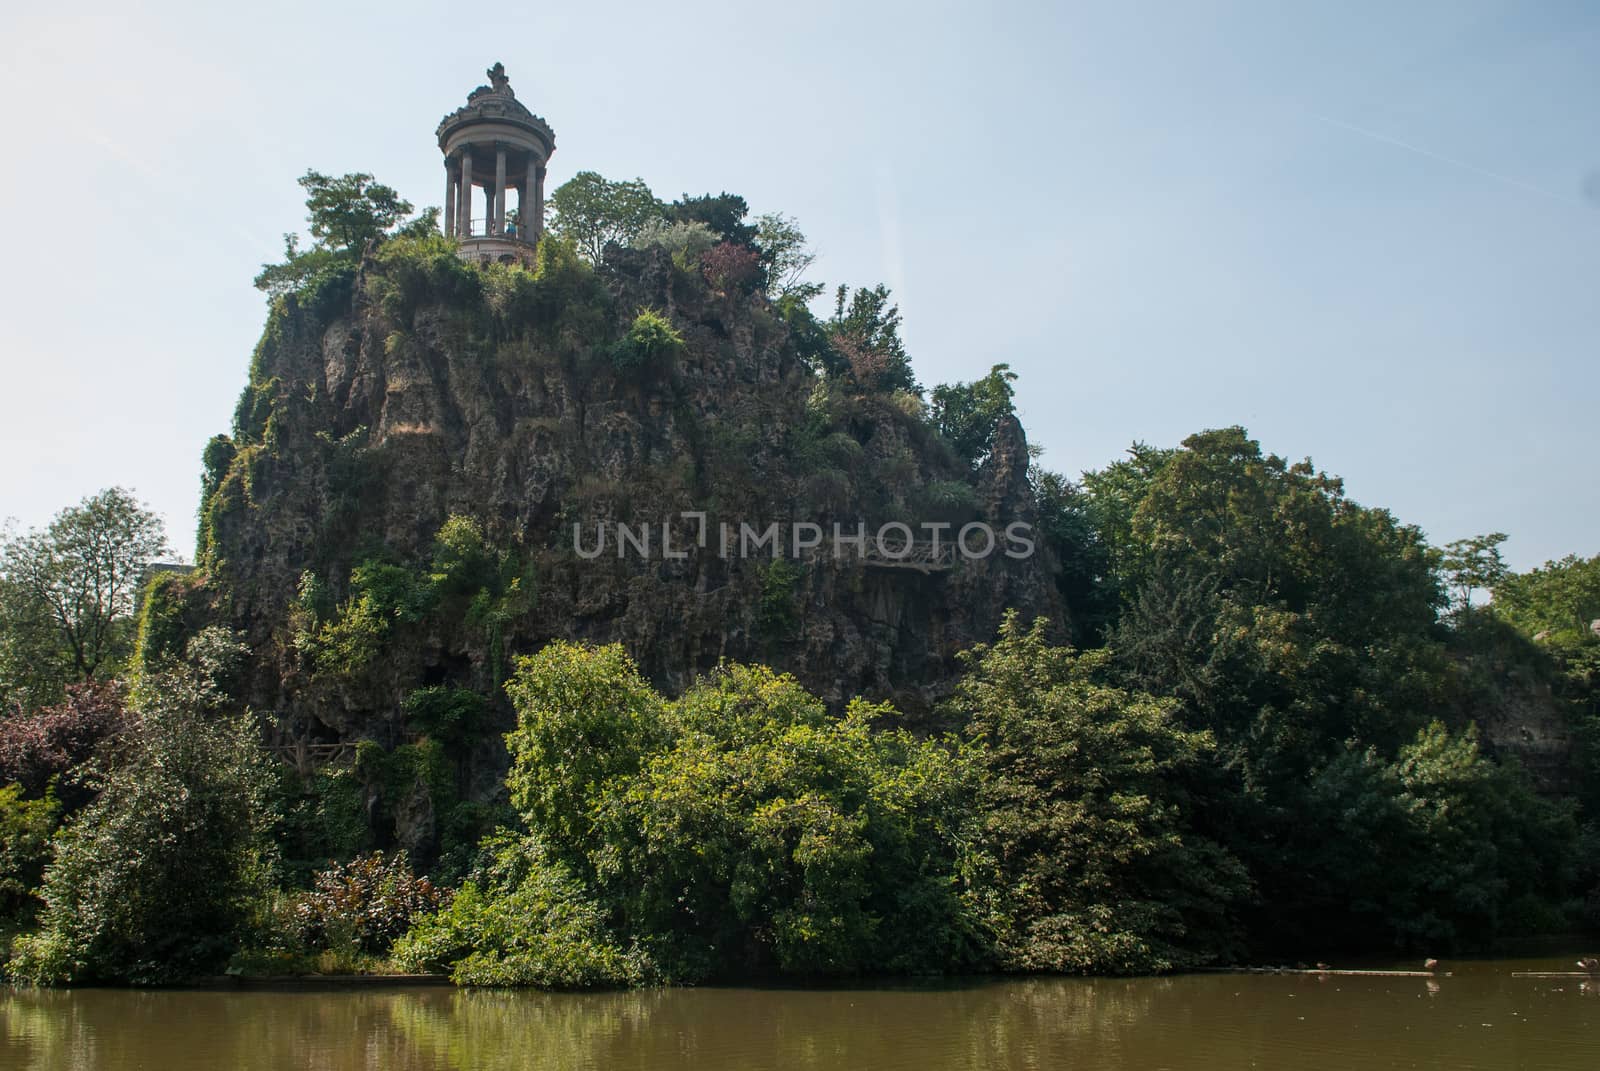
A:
435,61,555,156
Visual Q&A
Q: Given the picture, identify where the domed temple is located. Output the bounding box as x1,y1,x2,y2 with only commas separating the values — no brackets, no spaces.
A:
437,63,554,266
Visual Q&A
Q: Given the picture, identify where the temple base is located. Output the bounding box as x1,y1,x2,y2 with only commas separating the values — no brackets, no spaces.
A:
458,235,538,268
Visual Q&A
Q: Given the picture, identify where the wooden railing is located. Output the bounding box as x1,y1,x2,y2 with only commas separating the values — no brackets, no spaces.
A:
266,739,358,775
860,540,956,573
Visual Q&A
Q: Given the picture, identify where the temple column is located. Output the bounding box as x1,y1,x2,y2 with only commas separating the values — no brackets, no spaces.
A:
519,170,532,241
457,154,473,236
443,157,456,236
533,163,546,241
494,145,507,235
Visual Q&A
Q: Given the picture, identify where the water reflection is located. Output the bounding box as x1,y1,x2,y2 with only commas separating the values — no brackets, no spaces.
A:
3,960,1598,1071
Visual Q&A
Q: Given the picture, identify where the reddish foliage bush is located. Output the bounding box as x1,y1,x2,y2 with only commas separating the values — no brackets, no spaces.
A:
293,850,449,954
0,681,128,799
700,241,760,292
832,333,894,392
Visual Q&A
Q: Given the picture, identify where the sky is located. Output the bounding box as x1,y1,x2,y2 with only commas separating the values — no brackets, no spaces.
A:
0,0,1595,570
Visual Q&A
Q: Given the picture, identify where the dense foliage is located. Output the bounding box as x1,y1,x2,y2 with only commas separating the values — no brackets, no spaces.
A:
8,630,278,983
0,167,1594,988
253,169,438,297
954,613,1249,973
292,851,447,955
414,644,986,982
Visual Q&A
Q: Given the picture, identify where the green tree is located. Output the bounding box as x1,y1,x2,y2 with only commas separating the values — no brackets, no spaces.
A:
930,363,1018,467
493,643,984,981
1110,427,1444,775
665,192,757,247
1301,722,1576,952
754,212,821,301
1096,428,1457,952
1440,532,1510,617
951,612,1248,974
9,629,279,984
1493,553,1600,644
614,665,981,977
631,218,720,266
502,642,667,865
0,488,169,703
547,171,663,262
827,284,919,393
253,170,433,297
298,170,414,253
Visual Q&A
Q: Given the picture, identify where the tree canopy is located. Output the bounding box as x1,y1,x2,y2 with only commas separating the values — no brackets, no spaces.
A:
0,488,168,705
930,363,1018,467
547,171,664,262
253,169,436,297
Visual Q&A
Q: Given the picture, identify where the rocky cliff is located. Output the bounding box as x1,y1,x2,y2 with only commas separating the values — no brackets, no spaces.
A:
192,238,1066,767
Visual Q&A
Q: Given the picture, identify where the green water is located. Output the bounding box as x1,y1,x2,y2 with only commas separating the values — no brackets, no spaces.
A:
3,957,1597,1070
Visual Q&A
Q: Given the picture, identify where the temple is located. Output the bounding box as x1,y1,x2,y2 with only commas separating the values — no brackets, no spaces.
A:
436,63,555,266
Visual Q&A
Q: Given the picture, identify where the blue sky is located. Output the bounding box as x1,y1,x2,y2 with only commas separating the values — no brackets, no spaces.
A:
1,0,1595,570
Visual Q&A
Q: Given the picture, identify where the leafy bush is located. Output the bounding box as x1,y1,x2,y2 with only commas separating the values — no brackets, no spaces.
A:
631,218,719,267
501,644,984,981
616,666,984,978
952,612,1250,973
368,233,482,324
292,851,447,954
393,832,650,987
1301,722,1577,952
0,681,127,804
0,783,58,927
403,687,488,750
8,631,279,984
756,559,805,643
298,559,433,679
611,308,685,372
700,241,761,292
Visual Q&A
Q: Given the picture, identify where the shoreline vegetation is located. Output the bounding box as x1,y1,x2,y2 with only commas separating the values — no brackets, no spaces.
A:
0,170,1596,990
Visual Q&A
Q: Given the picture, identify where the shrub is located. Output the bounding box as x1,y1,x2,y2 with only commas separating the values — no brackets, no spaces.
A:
700,241,760,292
952,612,1250,974
630,218,719,267
0,783,58,927
403,687,488,749
292,850,447,955
299,558,433,679
1301,721,1578,952
500,645,984,981
0,681,127,803
393,832,650,987
611,308,685,373
8,631,278,984
756,559,805,643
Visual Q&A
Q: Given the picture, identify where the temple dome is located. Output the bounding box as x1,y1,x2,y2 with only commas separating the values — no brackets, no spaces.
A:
435,62,555,159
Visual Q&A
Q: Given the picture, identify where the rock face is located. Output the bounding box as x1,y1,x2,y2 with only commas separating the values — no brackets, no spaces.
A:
200,243,1068,757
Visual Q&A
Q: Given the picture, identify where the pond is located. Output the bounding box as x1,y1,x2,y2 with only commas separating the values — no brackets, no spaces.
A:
3,957,1597,1070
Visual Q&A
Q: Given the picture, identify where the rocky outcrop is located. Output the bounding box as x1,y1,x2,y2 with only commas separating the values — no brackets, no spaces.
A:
201,243,1068,758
